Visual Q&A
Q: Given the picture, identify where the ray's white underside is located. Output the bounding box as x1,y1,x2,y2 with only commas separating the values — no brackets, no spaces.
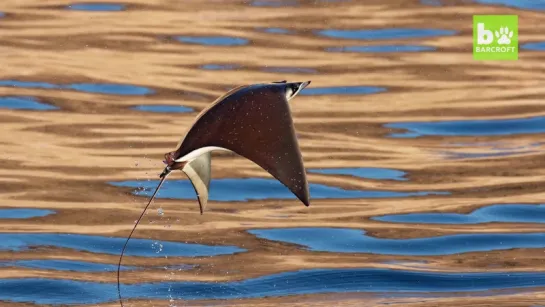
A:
174,146,231,163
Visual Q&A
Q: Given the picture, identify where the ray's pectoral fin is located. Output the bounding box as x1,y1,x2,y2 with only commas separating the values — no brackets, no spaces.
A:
181,152,212,214
216,91,309,207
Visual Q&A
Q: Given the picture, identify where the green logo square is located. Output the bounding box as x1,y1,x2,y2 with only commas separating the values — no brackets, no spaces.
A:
473,15,518,60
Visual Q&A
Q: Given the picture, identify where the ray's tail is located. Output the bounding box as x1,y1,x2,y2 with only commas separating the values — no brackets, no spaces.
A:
117,167,171,307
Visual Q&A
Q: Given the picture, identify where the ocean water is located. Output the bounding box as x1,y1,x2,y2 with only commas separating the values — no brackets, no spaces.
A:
1,0,544,306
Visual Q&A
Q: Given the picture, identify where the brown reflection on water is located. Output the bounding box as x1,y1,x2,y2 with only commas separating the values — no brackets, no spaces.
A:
1,0,545,306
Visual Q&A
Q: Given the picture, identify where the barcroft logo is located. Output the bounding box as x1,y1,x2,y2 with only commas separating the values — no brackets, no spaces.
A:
473,15,518,60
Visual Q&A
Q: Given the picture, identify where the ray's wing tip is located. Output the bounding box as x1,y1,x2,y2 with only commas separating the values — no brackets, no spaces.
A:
198,199,205,215
298,189,310,207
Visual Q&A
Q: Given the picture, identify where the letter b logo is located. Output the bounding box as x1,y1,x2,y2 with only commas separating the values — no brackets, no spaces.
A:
473,15,518,61
477,23,493,44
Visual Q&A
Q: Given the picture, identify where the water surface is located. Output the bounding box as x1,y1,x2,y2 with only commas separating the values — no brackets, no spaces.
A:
373,204,545,224
131,105,194,113
522,42,545,50
3,269,545,304
420,0,442,6
111,178,448,201
327,45,436,53
0,233,244,257
299,86,386,96
263,67,317,74
385,116,545,138
308,167,407,181
249,227,545,255
442,150,537,160
66,3,126,11
250,0,298,6
0,209,55,219
175,36,249,46
200,64,240,70
474,0,545,10
258,28,294,34
0,80,153,96
0,259,135,272
317,28,457,40
0,97,58,111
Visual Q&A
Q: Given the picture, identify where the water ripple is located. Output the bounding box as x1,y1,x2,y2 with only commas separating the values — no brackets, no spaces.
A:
474,0,545,11
131,105,194,113
522,42,545,50
373,204,545,224
0,96,58,111
258,27,294,34
0,209,55,219
317,28,457,40
0,259,135,272
248,227,545,255
327,45,436,53
3,269,545,304
299,86,386,96
250,0,298,7
111,178,448,201
0,233,244,257
385,116,545,138
175,36,249,46
66,3,126,11
200,64,241,70
308,167,408,181
0,80,153,96
263,66,317,74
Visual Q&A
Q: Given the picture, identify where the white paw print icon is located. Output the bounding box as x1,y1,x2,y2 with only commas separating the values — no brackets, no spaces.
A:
495,26,513,45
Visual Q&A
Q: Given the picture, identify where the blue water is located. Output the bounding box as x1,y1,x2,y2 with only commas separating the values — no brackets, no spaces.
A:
258,28,293,34
175,36,249,46
317,28,457,40
0,96,58,111
0,209,55,219
200,64,240,70
308,167,407,181
522,42,545,50
385,116,545,138
3,269,545,304
419,1,545,12
250,0,298,6
248,227,545,256
443,150,536,160
474,0,545,10
0,233,244,257
68,83,152,95
420,0,442,6
66,3,126,11
0,80,153,96
373,204,545,224
263,66,317,74
131,105,194,113
299,86,386,96
0,12,5,17
0,259,135,272
110,178,449,201
327,45,436,53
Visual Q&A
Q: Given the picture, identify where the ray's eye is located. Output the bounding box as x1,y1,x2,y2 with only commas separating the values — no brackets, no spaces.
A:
290,84,299,95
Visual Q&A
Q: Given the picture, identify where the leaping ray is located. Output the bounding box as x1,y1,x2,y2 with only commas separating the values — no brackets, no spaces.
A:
117,80,311,306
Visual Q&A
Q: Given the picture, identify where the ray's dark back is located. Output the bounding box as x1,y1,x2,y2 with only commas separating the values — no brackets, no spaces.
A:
175,83,310,206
